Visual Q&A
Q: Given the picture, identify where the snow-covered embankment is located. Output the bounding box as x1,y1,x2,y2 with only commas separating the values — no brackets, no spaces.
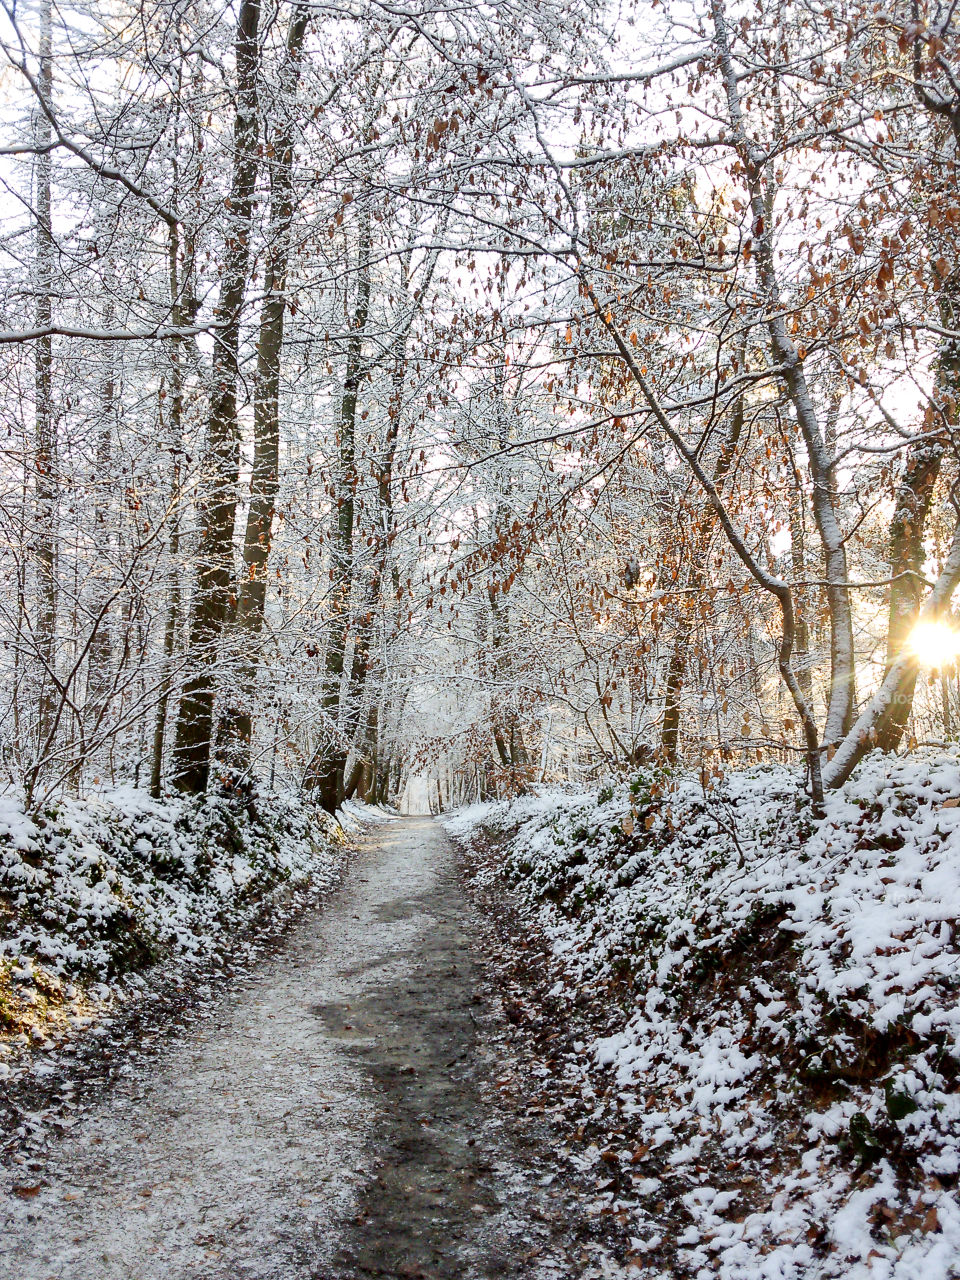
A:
0,785,347,1079
446,751,960,1278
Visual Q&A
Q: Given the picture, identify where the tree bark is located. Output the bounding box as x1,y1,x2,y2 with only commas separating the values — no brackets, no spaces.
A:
711,0,856,746
305,225,371,811
787,460,814,705
171,0,261,793
149,123,198,797
660,638,686,762
85,291,116,750
221,3,310,773
31,0,57,796
824,519,960,789
660,387,744,762
874,433,946,752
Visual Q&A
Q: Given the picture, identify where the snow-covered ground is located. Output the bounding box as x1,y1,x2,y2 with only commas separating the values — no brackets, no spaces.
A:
445,749,960,1278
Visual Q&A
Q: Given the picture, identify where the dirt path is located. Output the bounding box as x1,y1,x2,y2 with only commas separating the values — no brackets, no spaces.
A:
0,817,606,1279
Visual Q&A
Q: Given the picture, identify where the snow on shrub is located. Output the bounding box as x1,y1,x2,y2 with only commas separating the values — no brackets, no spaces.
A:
0,785,344,1037
447,750,960,1278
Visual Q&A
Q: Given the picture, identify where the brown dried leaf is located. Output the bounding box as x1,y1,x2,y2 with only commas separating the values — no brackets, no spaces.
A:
922,1206,940,1234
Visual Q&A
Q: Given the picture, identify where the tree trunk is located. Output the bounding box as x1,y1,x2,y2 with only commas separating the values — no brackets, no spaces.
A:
875,433,946,752
711,0,856,747
659,378,743,762
660,632,686,762
85,298,115,750
787,462,814,705
150,158,194,797
31,0,57,796
342,756,363,801
305,224,371,811
824,519,960,789
374,752,391,806
171,0,261,793
221,4,310,774
149,404,183,797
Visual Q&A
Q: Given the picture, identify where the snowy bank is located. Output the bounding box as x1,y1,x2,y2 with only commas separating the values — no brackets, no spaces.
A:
446,751,960,1278
0,785,349,1066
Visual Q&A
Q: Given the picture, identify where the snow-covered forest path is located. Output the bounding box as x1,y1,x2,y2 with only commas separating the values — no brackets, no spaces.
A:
1,817,587,1280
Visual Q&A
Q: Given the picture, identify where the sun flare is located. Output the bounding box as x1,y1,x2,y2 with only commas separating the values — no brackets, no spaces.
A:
908,620,960,667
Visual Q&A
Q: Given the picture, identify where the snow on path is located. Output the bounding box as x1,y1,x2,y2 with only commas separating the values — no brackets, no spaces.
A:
0,815,443,1280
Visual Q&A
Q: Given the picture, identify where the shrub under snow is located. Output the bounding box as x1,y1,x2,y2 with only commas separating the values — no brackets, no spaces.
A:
0,785,344,1044
447,749,960,1279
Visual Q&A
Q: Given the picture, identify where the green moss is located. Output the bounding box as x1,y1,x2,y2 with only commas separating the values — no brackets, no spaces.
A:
0,964,25,1032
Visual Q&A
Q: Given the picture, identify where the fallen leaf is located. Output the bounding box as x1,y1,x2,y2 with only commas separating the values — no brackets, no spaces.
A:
922,1206,940,1233
13,1185,41,1199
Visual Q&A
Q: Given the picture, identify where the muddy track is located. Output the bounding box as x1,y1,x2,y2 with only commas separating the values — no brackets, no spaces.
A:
0,817,615,1280
320,822,574,1279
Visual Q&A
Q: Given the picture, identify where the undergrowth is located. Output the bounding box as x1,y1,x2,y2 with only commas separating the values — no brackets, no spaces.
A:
0,784,343,1049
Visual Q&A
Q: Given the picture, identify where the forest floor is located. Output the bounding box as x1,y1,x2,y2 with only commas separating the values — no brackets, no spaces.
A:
0,816,627,1280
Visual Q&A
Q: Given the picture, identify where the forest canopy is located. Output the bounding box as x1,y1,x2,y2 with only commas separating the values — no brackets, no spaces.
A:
1,0,959,812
